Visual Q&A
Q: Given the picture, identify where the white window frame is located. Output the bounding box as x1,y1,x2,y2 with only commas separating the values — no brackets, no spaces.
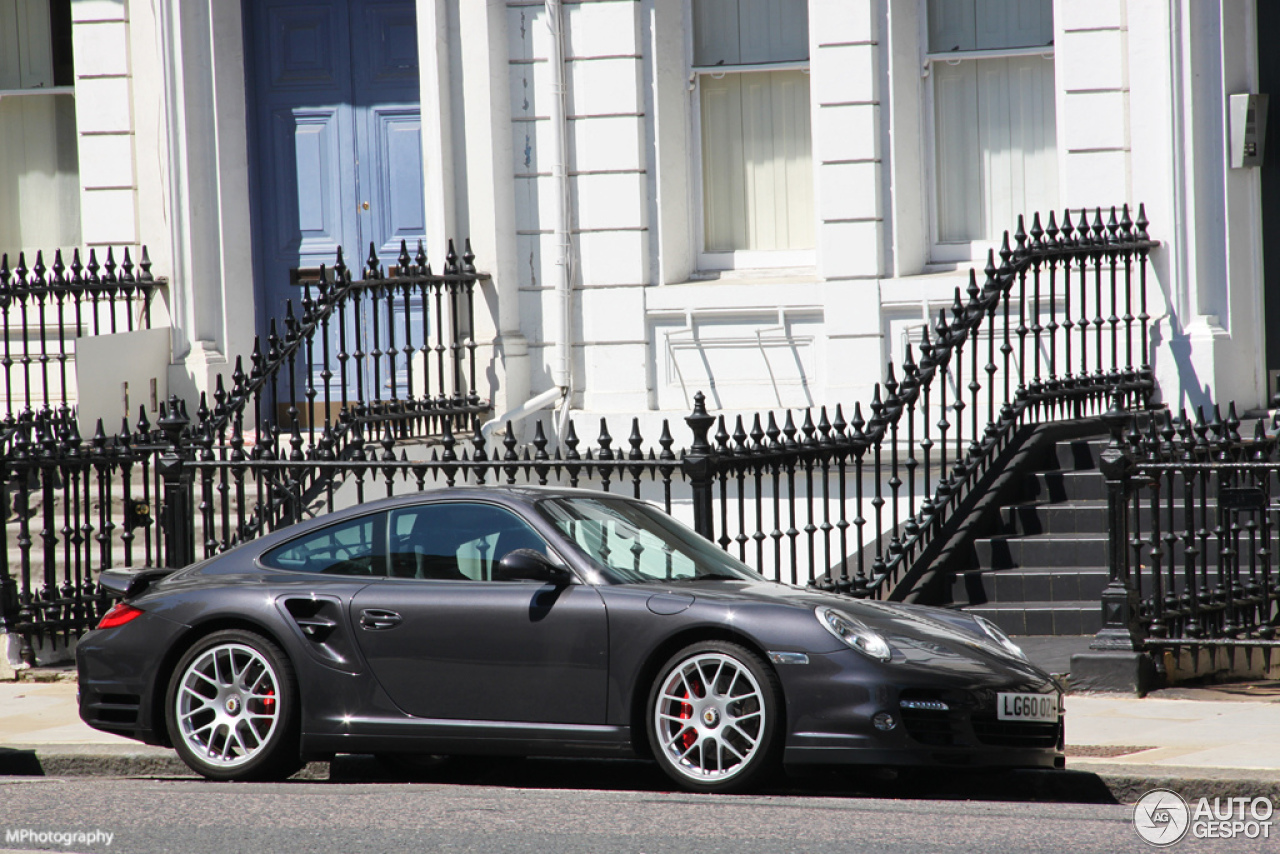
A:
920,3,1058,265
686,1,817,273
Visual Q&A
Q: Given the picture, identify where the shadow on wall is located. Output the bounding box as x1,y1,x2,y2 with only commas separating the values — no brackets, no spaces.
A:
1156,314,1214,415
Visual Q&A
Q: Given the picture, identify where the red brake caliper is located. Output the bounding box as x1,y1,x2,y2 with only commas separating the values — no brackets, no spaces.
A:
262,688,275,713
678,688,695,751
678,672,702,752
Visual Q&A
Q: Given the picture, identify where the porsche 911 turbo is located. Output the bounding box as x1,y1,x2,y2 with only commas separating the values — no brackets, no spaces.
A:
78,486,1064,792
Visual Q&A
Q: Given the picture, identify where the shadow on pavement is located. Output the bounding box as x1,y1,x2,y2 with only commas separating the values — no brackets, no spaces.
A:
0,748,44,775
323,754,1118,804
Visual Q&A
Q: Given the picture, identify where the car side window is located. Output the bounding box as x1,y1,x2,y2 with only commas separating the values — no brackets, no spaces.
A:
560,516,696,580
387,503,549,581
261,513,388,576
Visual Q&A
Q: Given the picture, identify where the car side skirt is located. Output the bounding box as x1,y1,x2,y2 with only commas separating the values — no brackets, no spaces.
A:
302,719,635,759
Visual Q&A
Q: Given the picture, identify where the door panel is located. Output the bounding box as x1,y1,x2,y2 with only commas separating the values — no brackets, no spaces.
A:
269,108,347,260
351,581,610,724
266,5,345,89
351,1,425,266
348,500,610,724
250,0,356,328
373,109,428,246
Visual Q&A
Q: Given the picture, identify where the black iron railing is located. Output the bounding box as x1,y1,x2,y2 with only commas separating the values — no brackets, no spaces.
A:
689,206,1158,596
1,209,1169,665
0,238,490,662
202,238,488,449
1095,398,1280,654
0,247,159,420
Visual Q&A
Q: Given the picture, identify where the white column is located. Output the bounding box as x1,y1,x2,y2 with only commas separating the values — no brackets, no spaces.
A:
456,0,525,418
1129,0,1266,410
154,0,256,402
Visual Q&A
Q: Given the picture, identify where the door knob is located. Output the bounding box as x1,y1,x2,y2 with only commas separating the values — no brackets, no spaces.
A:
361,201,370,210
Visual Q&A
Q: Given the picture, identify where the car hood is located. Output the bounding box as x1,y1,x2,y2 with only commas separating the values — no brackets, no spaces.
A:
631,579,1054,683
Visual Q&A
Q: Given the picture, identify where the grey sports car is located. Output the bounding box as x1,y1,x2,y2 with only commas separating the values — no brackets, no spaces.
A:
77,486,1064,792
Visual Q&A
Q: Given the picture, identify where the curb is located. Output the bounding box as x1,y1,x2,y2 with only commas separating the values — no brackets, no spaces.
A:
3,747,1279,804
0,745,328,780
1078,762,1280,805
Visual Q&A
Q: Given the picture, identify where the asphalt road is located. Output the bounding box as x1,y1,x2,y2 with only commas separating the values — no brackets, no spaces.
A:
0,758,1264,854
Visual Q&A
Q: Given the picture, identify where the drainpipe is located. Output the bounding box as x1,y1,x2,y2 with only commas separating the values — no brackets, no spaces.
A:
484,0,575,440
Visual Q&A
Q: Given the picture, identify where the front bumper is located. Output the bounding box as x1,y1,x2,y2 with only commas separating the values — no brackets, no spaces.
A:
777,648,1065,770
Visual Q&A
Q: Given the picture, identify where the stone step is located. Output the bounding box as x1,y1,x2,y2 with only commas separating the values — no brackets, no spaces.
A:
1021,469,1106,502
1052,439,1106,472
999,501,1108,536
962,600,1103,637
952,566,1110,606
974,532,1107,570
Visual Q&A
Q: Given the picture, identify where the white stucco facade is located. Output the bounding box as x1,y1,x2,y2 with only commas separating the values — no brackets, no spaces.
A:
14,0,1274,425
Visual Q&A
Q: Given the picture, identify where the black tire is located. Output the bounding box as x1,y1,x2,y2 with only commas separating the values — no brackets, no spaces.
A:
645,640,783,793
165,629,301,781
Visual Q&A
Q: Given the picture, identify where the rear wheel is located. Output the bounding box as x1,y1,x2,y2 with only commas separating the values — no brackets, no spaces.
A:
646,641,782,793
165,629,301,781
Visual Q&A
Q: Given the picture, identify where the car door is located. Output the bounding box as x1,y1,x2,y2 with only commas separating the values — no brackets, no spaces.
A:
350,501,610,724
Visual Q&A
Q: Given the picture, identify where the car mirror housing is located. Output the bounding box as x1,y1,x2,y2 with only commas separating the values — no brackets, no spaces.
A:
496,549,573,585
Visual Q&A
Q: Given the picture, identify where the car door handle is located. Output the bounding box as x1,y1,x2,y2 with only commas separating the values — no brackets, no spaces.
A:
360,609,402,630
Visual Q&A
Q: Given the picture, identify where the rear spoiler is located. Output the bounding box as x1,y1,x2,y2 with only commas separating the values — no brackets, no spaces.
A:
98,566,179,601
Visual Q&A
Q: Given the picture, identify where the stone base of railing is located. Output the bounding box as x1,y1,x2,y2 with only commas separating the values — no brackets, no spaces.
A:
1148,641,1280,684
1069,650,1160,696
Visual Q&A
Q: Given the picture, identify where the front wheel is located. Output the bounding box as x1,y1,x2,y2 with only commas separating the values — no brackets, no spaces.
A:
646,641,783,793
165,629,301,781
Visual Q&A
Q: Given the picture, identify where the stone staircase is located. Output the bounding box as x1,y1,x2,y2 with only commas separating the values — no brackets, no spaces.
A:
951,436,1111,636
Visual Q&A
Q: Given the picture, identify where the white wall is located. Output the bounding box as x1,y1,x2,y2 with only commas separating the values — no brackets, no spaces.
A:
62,0,1272,435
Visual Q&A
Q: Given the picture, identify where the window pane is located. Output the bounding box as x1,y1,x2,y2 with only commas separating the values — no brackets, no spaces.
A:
693,0,809,66
538,496,761,584
0,1,80,255
929,0,1053,53
701,69,813,251
0,93,82,254
262,513,388,576
933,55,1057,243
386,503,548,581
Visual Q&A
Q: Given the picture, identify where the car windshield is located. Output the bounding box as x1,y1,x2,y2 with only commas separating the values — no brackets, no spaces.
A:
537,496,763,584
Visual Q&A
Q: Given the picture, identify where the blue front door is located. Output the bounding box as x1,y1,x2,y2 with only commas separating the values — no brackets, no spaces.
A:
245,0,426,340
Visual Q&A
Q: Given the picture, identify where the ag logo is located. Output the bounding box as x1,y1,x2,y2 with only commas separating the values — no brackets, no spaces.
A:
1134,789,1190,846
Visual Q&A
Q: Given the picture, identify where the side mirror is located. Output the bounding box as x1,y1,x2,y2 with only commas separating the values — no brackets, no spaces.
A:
495,549,573,585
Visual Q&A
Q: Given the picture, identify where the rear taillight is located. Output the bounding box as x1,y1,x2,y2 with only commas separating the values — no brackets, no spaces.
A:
97,602,145,629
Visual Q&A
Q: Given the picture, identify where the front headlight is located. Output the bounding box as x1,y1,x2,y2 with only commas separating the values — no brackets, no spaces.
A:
974,614,1027,660
816,607,892,661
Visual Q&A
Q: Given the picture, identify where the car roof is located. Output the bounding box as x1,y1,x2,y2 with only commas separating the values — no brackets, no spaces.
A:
233,484,647,556
280,484,639,524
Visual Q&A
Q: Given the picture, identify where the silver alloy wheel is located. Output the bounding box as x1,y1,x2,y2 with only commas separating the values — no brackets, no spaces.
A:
175,642,282,768
652,651,767,783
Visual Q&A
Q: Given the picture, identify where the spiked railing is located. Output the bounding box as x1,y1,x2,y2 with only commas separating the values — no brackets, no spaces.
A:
196,238,488,449
1099,398,1280,652
0,209,1163,665
0,246,158,422
689,205,1159,596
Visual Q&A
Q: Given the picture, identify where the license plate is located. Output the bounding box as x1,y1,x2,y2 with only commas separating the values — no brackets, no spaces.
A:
996,692,1059,722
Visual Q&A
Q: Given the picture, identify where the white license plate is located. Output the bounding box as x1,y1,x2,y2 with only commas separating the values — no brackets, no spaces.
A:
996,692,1059,722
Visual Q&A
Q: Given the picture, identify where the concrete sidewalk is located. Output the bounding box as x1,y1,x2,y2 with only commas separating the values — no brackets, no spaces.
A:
2,678,1278,802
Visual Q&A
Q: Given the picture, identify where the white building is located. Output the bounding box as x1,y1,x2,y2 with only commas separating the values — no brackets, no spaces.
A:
1,0,1273,427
